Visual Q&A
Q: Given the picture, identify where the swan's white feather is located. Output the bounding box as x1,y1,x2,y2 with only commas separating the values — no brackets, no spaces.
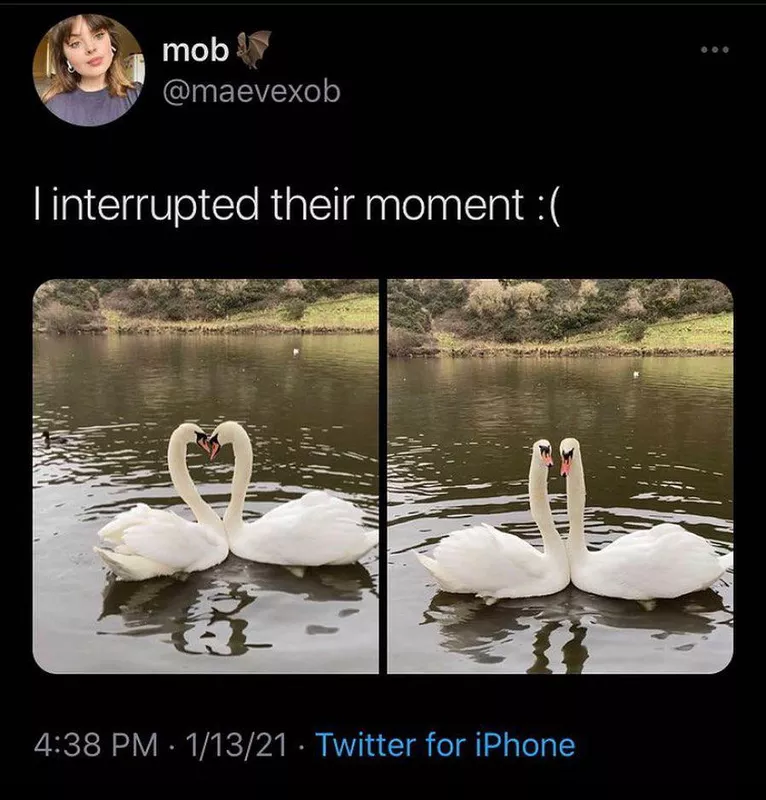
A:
230,490,378,566
95,505,226,580
92,547,177,582
420,524,549,592
96,503,171,544
120,517,224,570
573,523,731,599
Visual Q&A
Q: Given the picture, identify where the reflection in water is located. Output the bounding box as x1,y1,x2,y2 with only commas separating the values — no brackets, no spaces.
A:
560,623,587,676
420,583,729,674
99,559,374,657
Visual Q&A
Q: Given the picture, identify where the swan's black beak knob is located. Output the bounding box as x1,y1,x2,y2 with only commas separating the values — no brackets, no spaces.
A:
539,444,553,467
209,434,220,461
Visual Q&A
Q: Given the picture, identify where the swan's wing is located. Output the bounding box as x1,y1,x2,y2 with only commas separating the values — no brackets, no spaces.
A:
425,524,547,592
596,525,725,597
93,545,176,582
254,490,359,519
234,493,376,566
96,504,178,544
119,518,220,570
295,490,346,507
605,523,698,549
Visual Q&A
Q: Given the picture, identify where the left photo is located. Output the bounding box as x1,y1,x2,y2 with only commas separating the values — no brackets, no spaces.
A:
33,278,380,673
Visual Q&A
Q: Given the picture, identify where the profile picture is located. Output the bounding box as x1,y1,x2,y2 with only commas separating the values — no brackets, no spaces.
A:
33,14,144,127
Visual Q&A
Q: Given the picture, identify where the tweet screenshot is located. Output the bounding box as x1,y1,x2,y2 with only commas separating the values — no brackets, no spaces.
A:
17,1,748,789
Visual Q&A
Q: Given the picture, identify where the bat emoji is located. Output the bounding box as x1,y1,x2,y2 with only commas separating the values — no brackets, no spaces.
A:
236,30,271,69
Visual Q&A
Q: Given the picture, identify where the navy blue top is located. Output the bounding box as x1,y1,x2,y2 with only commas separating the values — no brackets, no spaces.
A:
45,83,142,127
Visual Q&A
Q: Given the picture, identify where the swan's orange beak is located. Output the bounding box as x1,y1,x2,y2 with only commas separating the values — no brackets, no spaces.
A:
561,457,571,477
198,439,211,454
209,440,220,461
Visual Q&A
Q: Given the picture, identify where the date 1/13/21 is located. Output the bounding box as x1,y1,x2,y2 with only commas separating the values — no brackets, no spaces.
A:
34,732,287,760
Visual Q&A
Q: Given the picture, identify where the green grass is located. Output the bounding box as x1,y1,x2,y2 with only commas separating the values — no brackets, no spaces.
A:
567,313,732,348
431,313,733,356
101,294,379,333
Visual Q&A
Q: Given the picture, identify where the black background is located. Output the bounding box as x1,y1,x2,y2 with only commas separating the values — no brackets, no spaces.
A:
13,1,750,790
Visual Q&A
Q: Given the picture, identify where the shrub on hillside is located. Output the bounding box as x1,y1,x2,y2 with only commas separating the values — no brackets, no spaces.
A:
36,301,104,333
620,287,646,318
283,298,307,320
412,279,467,315
678,279,732,314
354,279,381,295
465,280,510,318
387,326,437,356
388,289,431,333
302,279,359,300
281,279,306,296
624,319,648,342
34,280,101,314
506,282,549,318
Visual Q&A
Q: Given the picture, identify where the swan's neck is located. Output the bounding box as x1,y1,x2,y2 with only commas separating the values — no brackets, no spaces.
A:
223,426,254,533
566,454,588,562
167,435,223,534
528,463,567,567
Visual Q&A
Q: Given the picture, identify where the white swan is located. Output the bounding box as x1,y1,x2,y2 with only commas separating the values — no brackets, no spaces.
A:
93,423,228,581
415,439,570,605
208,420,378,575
560,437,733,600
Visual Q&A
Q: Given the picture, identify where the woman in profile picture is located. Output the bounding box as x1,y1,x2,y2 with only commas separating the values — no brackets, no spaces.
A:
42,14,142,126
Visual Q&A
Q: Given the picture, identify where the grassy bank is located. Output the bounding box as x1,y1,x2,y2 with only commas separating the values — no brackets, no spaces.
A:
40,294,379,334
391,313,733,357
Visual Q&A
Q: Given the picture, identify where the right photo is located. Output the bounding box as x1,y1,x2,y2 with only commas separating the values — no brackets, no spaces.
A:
387,278,734,674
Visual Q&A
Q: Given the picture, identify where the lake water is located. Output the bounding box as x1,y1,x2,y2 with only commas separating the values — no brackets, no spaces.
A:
387,356,733,674
33,333,379,673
